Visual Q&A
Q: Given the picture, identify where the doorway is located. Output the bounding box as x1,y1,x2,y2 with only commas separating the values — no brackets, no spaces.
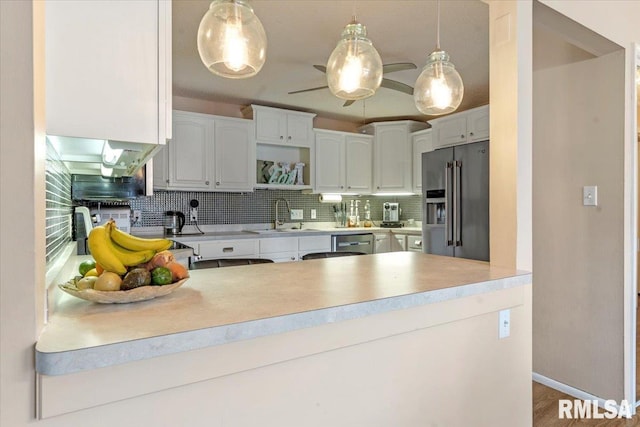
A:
532,1,631,405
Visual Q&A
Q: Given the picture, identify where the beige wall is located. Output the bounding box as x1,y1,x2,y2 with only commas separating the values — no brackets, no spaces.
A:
173,95,359,133
0,1,45,426
488,0,533,271
532,28,625,401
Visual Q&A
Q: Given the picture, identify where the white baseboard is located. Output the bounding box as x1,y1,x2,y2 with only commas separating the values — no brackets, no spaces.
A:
532,372,639,413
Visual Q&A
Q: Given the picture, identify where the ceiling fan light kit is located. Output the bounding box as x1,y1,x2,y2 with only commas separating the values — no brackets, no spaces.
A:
414,0,464,116
197,0,267,79
326,19,383,101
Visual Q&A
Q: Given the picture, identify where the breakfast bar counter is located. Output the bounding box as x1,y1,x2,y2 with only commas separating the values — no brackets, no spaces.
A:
35,252,532,424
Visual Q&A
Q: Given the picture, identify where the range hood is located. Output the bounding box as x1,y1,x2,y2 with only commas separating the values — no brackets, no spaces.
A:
47,135,163,177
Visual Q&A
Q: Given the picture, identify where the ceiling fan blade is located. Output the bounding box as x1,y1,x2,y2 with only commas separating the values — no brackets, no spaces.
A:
382,63,417,74
343,100,356,107
288,85,329,95
380,78,414,95
313,64,327,73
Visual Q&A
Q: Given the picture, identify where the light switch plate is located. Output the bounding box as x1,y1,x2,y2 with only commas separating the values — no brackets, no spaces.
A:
583,186,598,206
290,209,303,220
311,209,317,219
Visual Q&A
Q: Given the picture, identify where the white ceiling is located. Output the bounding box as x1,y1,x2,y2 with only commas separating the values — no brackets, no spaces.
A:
172,0,489,124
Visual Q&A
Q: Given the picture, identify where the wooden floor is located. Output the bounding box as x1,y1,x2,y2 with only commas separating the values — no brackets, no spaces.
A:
533,382,640,426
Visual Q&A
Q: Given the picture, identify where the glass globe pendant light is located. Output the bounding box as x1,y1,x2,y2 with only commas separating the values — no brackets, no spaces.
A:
197,0,267,79
326,18,383,100
414,0,464,115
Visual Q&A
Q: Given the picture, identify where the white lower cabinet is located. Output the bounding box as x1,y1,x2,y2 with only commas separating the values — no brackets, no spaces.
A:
375,232,408,253
406,234,423,252
259,237,298,263
391,234,406,252
374,233,391,253
196,239,259,260
298,235,332,259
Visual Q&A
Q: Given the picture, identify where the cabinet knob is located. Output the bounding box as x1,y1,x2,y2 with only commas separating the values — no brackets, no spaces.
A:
347,186,351,189
205,180,210,185
377,186,380,189
287,136,292,140
291,256,296,261
341,186,344,189
469,132,474,136
216,181,220,186
165,179,169,184
280,135,284,140
460,134,465,139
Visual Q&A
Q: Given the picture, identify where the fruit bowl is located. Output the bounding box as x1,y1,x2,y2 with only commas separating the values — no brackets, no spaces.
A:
58,277,189,304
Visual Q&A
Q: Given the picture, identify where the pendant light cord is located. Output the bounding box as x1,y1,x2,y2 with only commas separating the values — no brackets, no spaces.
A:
436,0,441,50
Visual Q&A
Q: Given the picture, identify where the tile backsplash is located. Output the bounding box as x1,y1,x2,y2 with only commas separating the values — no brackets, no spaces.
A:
45,140,72,263
130,190,422,228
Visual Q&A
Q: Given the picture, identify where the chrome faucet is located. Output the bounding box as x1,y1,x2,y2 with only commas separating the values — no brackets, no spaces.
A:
274,198,291,229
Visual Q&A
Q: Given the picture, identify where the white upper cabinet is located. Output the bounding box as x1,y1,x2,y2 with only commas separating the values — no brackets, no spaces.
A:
361,121,428,194
411,129,433,194
429,105,489,149
154,111,253,192
213,117,254,192
156,111,213,191
314,130,372,194
314,131,345,193
344,134,373,193
45,0,171,145
246,105,316,147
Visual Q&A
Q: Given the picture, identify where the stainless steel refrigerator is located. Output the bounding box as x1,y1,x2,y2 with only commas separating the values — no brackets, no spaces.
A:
422,141,489,261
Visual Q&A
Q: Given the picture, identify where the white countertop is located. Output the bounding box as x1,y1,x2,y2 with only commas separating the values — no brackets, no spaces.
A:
36,252,530,376
133,223,423,242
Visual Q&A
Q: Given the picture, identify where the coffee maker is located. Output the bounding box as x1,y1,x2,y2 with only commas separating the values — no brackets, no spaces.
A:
381,202,401,227
165,211,185,235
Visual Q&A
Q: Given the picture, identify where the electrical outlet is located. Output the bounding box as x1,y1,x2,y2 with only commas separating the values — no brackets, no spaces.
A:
499,309,511,339
311,209,317,219
190,208,198,222
290,209,303,220
133,210,142,223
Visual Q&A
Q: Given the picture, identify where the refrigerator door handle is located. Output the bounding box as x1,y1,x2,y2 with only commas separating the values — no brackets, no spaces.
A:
454,161,462,247
445,161,454,247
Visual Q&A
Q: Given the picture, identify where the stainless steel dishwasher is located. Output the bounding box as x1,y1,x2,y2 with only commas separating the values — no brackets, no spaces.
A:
331,233,374,254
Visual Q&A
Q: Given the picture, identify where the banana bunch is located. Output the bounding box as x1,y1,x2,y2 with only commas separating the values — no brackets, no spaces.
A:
87,220,172,275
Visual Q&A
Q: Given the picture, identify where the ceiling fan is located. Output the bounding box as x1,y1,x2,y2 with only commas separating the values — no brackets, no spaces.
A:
288,62,417,107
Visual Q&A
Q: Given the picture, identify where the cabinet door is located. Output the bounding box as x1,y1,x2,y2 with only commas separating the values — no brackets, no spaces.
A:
433,116,468,148
374,125,411,192
315,132,345,193
345,135,372,193
411,130,433,194
214,118,254,192
374,233,391,253
152,145,170,190
391,234,406,252
169,113,213,190
45,0,170,144
287,114,313,147
255,108,286,144
298,235,332,259
467,107,490,142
